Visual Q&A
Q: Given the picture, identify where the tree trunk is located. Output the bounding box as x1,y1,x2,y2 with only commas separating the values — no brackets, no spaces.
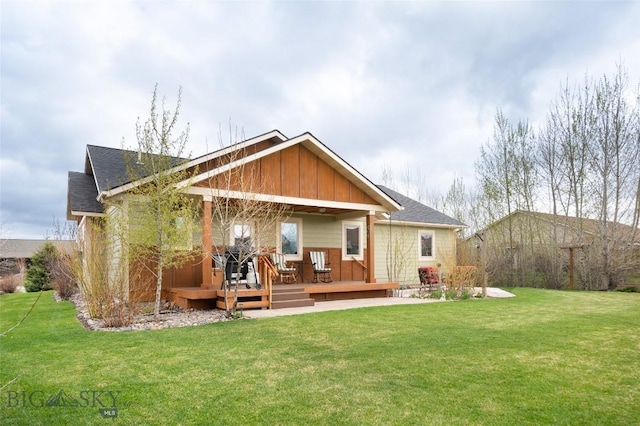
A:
154,254,163,317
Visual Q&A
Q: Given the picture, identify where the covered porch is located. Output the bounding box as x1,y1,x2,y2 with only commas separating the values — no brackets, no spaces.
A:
166,131,405,310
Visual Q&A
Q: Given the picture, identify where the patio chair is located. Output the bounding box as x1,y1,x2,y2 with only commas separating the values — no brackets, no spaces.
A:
418,266,439,294
270,253,297,284
310,251,332,283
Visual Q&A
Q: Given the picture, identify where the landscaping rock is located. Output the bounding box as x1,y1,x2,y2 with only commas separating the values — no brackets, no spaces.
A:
56,292,232,331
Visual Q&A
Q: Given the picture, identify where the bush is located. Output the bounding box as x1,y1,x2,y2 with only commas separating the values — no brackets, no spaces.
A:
50,249,77,300
445,290,458,300
0,275,21,294
429,289,443,299
460,290,473,300
616,286,638,293
24,243,58,292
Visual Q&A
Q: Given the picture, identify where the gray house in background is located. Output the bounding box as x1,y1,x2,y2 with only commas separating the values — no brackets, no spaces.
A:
0,239,73,276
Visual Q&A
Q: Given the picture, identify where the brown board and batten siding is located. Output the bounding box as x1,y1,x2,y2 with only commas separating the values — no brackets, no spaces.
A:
195,145,377,206
299,146,318,199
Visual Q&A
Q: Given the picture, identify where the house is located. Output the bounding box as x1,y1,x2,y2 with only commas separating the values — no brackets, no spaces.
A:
0,239,74,277
67,130,465,309
374,186,467,285
468,210,640,290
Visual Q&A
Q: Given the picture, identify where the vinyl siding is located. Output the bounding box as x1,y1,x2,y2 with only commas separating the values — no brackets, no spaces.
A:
374,222,457,285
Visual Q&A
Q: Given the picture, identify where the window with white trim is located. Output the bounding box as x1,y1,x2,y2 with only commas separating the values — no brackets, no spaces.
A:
419,230,435,260
278,218,303,260
342,221,364,260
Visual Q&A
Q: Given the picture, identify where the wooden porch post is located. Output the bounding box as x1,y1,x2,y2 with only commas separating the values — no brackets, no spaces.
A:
201,198,213,288
366,213,376,283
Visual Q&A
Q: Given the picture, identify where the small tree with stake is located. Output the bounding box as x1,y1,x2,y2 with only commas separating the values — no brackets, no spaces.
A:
121,84,201,317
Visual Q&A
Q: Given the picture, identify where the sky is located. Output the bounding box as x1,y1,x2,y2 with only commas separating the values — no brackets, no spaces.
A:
1,0,639,239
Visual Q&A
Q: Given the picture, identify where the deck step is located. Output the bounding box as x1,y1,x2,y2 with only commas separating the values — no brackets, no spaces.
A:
271,286,314,309
271,291,311,301
271,298,315,309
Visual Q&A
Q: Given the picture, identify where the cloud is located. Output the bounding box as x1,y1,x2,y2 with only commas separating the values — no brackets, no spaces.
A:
1,1,639,238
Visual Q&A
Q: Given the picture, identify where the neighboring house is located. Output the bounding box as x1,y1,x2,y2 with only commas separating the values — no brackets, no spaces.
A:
468,210,640,289
67,130,465,307
0,239,74,276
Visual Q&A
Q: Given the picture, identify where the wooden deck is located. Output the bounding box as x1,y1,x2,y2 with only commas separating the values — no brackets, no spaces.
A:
167,281,399,310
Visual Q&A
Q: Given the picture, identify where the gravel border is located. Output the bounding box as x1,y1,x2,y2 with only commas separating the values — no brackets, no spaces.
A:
55,292,232,332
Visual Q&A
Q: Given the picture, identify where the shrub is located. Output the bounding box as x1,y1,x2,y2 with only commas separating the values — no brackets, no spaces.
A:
460,290,473,300
24,243,58,292
100,295,135,328
0,274,21,294
50,249,77,300
616,286,638,293
429,290,443,299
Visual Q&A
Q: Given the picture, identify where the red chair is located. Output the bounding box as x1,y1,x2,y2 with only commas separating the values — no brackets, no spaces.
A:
418,267,439,293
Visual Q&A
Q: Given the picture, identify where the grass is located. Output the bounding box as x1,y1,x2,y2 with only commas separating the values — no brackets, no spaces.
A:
1,289,639,425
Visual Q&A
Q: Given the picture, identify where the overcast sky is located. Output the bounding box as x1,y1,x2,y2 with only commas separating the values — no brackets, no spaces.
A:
1,1,639,239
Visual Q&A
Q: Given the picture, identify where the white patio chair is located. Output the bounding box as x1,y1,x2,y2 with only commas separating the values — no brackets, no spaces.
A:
270,253,297,284
309,251,332,283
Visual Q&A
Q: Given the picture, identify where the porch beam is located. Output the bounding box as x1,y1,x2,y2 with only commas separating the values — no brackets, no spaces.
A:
366,213,376,283
186,186,389,213
201,199,213,287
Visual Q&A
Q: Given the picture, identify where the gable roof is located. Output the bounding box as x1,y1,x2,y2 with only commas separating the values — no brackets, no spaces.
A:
67,130,403,218
97,129,288,201
377,185,467,228
185,131,402,213
87,144,187,194
67,171,104,217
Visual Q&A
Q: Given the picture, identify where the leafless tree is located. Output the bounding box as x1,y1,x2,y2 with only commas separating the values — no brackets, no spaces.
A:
203,125,290,314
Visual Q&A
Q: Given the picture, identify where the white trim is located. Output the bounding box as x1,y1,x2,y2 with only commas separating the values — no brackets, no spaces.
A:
86,147,102,200
278,217,303,261
70,211,105,218
180,130,287,171
342,220,364,261
380,219,466,230
96,130,403,213
418,229,435,260
178,132,402,212
98,130,288,202
186,186,390,213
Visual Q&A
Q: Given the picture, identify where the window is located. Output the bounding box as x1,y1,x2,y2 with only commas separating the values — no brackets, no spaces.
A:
279,218,303,260
419,230,434,259
343,221,364,260
231,223,252,248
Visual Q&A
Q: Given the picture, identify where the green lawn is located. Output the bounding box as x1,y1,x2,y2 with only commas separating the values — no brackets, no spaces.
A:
1,289,639,425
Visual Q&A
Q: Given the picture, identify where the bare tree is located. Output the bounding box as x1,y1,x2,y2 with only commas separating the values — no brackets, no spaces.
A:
588,65,640,289
539,65,640,289
203,125,290,314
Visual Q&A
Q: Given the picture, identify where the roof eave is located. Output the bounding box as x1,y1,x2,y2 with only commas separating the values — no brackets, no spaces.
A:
379,219,468,229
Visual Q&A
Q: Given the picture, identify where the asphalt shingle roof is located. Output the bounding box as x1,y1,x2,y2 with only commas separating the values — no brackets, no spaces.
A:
0,239,75,259
69,144,464,228
377,185,467,227
67,171,103,215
